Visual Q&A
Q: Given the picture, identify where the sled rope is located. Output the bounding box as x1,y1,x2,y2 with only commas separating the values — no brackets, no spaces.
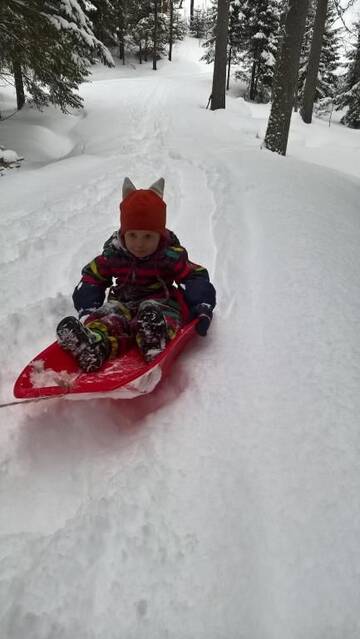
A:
0,395,65,409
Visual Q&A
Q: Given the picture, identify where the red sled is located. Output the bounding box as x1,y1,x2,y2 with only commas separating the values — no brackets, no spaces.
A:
13,321,197,401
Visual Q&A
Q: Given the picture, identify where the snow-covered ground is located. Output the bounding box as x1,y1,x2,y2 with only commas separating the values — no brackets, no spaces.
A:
1,37,360,639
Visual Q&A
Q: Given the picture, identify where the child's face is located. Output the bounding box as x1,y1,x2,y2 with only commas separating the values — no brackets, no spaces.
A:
124,229,161,258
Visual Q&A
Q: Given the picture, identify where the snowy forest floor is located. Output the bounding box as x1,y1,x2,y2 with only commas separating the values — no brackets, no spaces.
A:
1,37,360,639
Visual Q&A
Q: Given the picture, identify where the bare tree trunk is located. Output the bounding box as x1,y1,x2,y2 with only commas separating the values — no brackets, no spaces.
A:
153,0,158,70
190,0,195,23
249,60,257,101
211,0,230,111
119,31,125,62
13,60,25,110
226,46,232,91
139,41,143,64
300,0,328,123
264,0,309,155
293,74,300,112
168,0,174,61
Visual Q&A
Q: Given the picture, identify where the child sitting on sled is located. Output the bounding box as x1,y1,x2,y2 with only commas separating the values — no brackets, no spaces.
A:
56,177,216,372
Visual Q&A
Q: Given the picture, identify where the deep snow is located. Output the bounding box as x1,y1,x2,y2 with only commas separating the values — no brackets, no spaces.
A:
1,36,360,639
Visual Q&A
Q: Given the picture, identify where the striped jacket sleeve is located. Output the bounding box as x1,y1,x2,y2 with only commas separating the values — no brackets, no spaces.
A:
166,245,216,311
72,254,114,316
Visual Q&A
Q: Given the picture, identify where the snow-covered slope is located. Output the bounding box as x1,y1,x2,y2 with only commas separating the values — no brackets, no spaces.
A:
1,37,360,639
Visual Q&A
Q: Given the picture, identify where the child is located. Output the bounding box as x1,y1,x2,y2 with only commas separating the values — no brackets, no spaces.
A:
56,177,216,372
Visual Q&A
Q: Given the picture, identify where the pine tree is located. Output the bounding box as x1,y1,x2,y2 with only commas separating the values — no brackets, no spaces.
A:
295,0,316,110
336,22,360,129
168,1,186,60
317,1,341,100
296,0,341,109
189,9,208,39
211,0,230,110
301,0,329,123
227,0,246,89
239,0,281,102
202,0,245,91
201,1,218,64
0,0,113,112
89,0,118,48
264,0,310,155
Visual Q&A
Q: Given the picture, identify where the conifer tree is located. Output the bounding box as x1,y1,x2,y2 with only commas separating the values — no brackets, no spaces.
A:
89,0,118,48
296,0,341,110
227,0,246,89
203,0,281,101
202,0,244,90
240,0,281,102
336,22,360,128
201,1,218,63
295,0,316,110
316,1,341,100
264,0,310,155
189,9,208,39
168,1,186,60
0,0,113,112
211,0,230,110
301,0,329,123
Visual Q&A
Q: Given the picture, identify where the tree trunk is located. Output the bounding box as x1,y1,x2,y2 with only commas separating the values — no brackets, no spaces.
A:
226,46,232,91
264,0,310,155
168,0,174,61
300,0,328,123
254,60,260,99
293,73,299,112
211,0,230,111
144,37,148,62
190,0,195,23
153,0,158,70
119,34,125,61
13,60,25,110
249,60,257,101
139,41,143,64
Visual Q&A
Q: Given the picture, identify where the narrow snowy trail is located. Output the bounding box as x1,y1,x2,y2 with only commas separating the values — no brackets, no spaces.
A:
1,38,360,639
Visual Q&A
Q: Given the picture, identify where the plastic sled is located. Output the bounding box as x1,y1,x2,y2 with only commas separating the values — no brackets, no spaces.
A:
13,321,197,401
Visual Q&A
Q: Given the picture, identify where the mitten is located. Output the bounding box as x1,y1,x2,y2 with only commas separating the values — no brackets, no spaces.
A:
194,303,213,337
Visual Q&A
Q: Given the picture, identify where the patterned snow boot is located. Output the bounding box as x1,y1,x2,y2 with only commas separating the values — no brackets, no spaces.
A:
136,302,168,362
56,316,111,372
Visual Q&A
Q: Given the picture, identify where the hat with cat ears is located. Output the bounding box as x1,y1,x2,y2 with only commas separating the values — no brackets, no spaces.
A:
122,177,165,199
120,177,167,235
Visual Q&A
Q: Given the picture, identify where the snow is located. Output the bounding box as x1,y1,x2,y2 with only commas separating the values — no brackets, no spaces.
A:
0,148,19,163
1,36,360,639
30,360,79,389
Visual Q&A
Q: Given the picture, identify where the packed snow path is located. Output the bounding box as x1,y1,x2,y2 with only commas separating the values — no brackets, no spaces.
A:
1,38,360,639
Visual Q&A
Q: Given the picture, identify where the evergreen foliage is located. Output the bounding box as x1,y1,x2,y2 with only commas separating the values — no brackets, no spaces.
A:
0,0,185,113
336,22,360,128
202,0,281,102
236,0,281,102
88,0,119,48
317,2,341,99
264,0,310,155
201,1,218,64
189,8,208,39
297,0,341,108
0,0,114,112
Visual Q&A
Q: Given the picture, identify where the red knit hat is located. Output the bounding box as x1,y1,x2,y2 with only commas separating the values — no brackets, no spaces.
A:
120,178,166,235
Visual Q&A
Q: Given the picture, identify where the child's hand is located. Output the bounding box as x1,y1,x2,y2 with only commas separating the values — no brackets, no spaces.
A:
194,303,213,337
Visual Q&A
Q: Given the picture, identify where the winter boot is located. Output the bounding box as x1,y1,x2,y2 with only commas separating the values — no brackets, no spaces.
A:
56,316,111,372
136,302,168,362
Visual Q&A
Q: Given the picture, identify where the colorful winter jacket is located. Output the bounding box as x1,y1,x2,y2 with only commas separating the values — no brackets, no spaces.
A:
73,229,216,319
